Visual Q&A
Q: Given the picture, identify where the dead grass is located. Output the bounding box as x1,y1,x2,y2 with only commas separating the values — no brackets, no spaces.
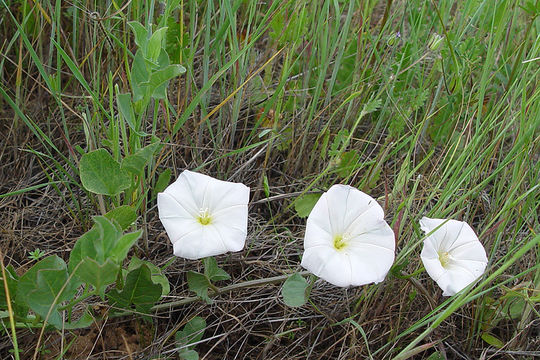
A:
1,127,537,359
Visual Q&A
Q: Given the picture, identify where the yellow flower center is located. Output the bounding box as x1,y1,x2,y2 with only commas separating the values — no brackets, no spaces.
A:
333,234,349,251
197,208,212,225
438,251,451,268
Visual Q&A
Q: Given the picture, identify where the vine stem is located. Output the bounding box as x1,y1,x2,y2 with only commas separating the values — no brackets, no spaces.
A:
154,270,311,311
115,271,311,316
59,286,96,312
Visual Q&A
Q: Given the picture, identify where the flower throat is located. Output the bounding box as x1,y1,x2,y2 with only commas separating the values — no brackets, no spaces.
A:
197,208,212,225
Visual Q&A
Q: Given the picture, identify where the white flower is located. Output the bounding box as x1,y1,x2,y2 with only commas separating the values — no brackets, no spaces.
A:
420,217,488,296
157,170,250,260
301,185,395,287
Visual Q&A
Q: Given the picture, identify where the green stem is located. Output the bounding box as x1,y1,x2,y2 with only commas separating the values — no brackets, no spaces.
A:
59,286,96,312
115,271,311,316
207,281,221,294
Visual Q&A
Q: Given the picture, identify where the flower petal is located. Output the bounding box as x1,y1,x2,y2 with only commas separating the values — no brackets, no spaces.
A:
165,170,211,212
157,193,201,245
158,170,250,259
346,247,391,285
206,178,250,212
343,191,385,234
304,192,333,245
212,207,248,252
434,267,478,296
323,185,352,234
348,220,395,251
157,192,195,220
301,247,352,287
450,240,489,264
302,184,395,287
420,237,447,283
172,226,227,259
346,222,395,283
419,217,488,296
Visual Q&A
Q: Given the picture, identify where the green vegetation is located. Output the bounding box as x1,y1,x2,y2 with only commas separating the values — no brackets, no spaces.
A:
0,0,538,358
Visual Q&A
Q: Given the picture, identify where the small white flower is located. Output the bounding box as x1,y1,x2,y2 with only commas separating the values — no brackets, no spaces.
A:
420,217,488,296
157,170,250,260
301,185,395,287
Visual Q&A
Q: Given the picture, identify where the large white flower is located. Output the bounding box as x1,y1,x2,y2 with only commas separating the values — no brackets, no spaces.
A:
301,185,395,287
157,170,250,260
420,217,488,296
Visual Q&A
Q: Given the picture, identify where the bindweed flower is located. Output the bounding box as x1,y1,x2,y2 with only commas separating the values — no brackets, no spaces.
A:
420,217,488,296
157,170,250,260
301,185,395,287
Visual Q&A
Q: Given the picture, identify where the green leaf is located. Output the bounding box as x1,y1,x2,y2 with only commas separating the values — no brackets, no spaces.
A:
507,297,527,320
282,273,308,307
152,168,172,199
105,205,137,230
320,128,330,159
16,255,79,329
187,271,211,304
0,264,17,307
79,149,130,196
294,193,322,218
156,48,171,69
121,141,162,175
64,307,95,329
128,257,170,296
68,227,100,272
520,0,539,15
262,174,270,197
178,350,199,360
68,216,141,295
128,21,148,55
164,17,190,64
108,264,162,314
481,332,504,348
144,64,186,99
131,51,150,102
335,151,360,178
203,257,230,282
328,129,348,157
93,216,123,260
0,265,27,317
361,98,381,116
147,27,168,63
110,230,142,263
176,316,206,358
116,91,142,134
74,257,119,298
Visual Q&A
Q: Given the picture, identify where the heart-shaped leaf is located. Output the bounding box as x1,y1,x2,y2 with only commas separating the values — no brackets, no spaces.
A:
17,256,79,328
121,142,162,175
127,257,170,296
203,257,230,282
176,316,206,360
105,205,137,230
0,265,27,318
108,264,162,314
74,257,119,298
187,271,211,304
79,149,130,196
282,273,308,307
69,216,141,295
